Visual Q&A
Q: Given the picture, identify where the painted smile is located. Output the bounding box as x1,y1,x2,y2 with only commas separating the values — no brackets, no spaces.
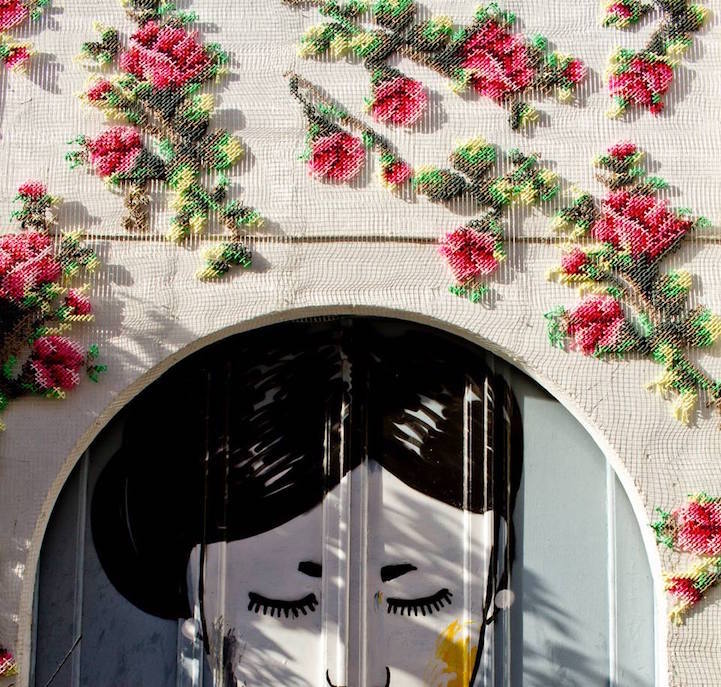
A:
325,667,391,687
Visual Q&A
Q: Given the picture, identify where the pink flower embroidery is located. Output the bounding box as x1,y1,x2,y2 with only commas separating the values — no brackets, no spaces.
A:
460,20,535,101
308,132,365,182
672,501,721,556
666,576,702,607
119,21,213,89
565,295,627,356
592,189,692,261
0,647,16,677
28,335,86,393
609,56,674,115
607,2,634,21
65,289,93,316
17,181,46,199
87,126,143,178
563,59,586,85
4,44,30,71
608,141,638,159
560,247,588,275
381,159,413,187
0,0,28,30
439,227,499,284
0,231,61,301
86,79,113,102
370,76,428,126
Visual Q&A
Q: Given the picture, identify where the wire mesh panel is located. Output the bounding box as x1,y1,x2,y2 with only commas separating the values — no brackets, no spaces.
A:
33,318,654,686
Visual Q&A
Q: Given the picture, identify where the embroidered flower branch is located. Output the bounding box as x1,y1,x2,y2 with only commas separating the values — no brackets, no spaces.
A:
546,143,718,425
603,0,708,118
0,183,104,431
289,71,408,186
419,141,559,301
284,0,586,130
653,494,721,622
68,0,262,281
0,0,49,71
289,72,559,299
654,493,721,555
0,646,17,678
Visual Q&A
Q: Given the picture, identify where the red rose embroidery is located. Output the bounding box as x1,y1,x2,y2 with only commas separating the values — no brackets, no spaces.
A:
119,21,213,89
460,20,534,101
563,59,586,85
565,295,627,356
308,132,365,182
0,647,16,677
86,79,114,102
672,501,721,556
28,335,86,393
607,2,633,21
381,159,413,187
3,44,29,71
87,126,143,178
609,56,674,115
65,289,93,316
439,227,500,284
0,231,61,301
592,189,692,261
370,76,428,126
17,181,46,199
608,141,638,159
666,576,702,607
0,0,28,30
560,247,588,275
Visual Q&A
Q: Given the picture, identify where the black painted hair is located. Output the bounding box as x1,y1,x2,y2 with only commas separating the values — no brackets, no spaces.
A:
91,318,523,645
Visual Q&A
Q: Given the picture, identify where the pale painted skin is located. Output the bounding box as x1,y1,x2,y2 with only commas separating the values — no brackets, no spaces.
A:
188,462,500,687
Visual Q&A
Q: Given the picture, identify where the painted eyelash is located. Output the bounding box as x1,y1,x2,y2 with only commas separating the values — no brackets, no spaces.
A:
247,592,319,618
386,588,453,616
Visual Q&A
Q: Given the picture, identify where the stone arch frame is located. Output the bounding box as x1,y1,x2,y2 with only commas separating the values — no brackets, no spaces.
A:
10,305,668,687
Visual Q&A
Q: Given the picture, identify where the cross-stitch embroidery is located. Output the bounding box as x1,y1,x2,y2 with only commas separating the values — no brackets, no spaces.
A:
290,72,559,299
0,646,17,678
0,183,104,431
653,494,721,622
0,0,49,71
284,1,586,130
68,0,262,280
546,143,718,425
603,0,708,118
603,0,653,28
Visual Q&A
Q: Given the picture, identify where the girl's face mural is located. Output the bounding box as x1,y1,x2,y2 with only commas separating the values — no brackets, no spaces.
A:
189,462,500,687
89,321,521,687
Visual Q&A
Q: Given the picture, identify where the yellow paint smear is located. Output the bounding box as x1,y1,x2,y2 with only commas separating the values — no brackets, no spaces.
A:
433,620,478,687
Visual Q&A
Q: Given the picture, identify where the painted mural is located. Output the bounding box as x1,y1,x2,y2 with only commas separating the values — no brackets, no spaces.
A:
90,319,522,686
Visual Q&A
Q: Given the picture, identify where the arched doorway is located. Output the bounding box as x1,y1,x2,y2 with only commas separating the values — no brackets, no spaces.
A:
31,318,655,686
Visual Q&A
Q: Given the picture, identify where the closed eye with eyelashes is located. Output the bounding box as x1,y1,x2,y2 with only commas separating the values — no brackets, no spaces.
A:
248,592,319,618
386,588,453,616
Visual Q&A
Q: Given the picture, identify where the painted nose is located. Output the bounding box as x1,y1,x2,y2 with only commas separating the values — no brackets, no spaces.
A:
326,666,391,687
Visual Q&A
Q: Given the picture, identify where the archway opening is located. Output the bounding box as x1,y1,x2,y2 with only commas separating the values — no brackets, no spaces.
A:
32,317,655,686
